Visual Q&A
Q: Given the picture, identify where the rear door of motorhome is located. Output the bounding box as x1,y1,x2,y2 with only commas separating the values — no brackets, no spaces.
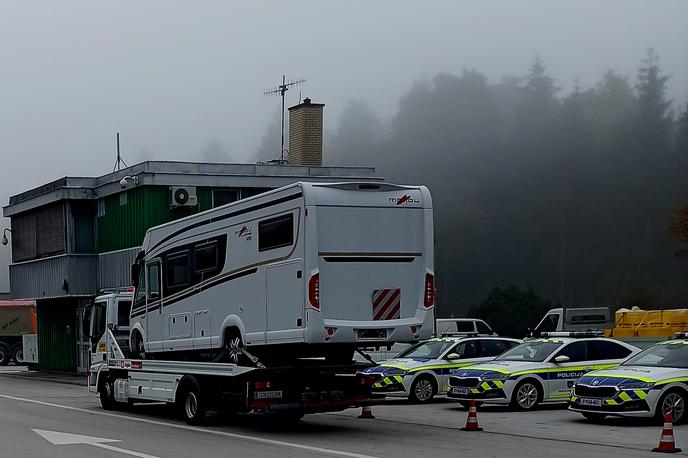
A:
313,186,431,331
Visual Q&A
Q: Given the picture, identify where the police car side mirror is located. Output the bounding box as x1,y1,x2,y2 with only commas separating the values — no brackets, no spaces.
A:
446,353,461,360
554,355,570,364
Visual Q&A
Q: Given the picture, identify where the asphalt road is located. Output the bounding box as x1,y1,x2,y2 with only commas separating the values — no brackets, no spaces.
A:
0,369,684,457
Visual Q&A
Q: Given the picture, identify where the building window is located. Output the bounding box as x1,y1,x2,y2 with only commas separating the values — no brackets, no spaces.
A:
195,242,218,272
258,214,294,252
119,192,128,206
96,200,105,218
166,251,190,289
212,189,240,208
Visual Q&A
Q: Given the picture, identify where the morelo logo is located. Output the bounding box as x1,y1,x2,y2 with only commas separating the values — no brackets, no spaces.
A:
235,225,252,239
389,194,420,205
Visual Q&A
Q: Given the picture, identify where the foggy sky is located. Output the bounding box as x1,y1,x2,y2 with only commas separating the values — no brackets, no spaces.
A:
1,0,687,290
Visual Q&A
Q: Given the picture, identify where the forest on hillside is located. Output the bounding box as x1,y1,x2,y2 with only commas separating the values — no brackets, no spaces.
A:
259,49,688,316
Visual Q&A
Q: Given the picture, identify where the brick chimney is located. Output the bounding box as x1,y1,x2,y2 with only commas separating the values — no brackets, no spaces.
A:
288,97,324,166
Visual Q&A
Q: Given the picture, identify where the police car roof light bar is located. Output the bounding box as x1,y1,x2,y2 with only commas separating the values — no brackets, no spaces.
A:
540,331,604,338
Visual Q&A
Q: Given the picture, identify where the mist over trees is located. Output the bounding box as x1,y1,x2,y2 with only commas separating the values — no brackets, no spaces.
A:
321,49,688,316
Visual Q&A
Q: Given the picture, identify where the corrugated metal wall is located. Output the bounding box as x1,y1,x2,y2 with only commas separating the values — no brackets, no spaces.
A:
97,187,199,253
10,254,98,299
98,248,140,289
37,300,76,372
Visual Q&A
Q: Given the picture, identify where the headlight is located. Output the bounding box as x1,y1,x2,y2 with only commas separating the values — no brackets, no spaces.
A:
481,373,509,381
619,381,654,390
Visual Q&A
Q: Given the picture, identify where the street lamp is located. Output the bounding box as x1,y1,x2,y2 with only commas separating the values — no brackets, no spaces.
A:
1,228,11,246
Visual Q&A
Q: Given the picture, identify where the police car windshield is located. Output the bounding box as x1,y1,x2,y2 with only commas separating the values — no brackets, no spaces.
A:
623,342,688,368
396,340,455,359
495,340,564,362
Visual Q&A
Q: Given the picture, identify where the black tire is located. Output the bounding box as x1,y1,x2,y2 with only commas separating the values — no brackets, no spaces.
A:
11,343,24,364
0,343,10,366
656,389,687,425
179,379,208,425
511,379,542,411
131,331,145,359
581,412,606,423
99,380,120,411
409,376,437,403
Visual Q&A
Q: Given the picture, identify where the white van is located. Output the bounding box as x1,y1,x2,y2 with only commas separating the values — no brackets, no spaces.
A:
129,182,435,362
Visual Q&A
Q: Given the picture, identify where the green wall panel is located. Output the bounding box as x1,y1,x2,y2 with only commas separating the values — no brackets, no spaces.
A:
37,301,76,372
97,186,210,253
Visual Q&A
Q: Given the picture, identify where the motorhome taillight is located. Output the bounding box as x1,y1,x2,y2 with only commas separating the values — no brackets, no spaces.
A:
424,273,435,308
308,273,320,309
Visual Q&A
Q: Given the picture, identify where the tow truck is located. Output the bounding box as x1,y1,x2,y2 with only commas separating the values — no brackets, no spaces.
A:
87,289,376,424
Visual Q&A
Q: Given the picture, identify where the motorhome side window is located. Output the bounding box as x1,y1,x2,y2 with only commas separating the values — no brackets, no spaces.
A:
258,213,294,252
195,242,218,272
147,263,161,300
166,251,190,291
133,267,146,309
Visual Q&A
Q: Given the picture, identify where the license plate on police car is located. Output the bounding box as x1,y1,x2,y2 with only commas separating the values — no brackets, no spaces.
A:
578,397,602,407
452,387,469,395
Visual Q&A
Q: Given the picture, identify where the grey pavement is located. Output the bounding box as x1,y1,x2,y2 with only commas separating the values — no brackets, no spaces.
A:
0,373,684,457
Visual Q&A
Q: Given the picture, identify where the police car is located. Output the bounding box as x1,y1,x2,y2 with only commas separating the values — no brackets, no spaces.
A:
361,336,521,403
447,333,640,410
570,335,688,423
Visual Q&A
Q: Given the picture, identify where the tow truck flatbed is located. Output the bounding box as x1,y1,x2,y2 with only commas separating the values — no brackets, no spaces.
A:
89,329,375,424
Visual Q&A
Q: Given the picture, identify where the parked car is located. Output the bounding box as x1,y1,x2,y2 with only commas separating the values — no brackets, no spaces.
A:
360,336,521,403
447,333,640,410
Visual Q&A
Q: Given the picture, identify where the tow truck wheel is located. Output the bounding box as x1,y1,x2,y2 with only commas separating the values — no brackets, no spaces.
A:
410,376,436,403
11,343,24,364
657,390,687,424
179,380,208,425
581,412,606,423
99,380,119,411
0,343,9,366
511,379,542,410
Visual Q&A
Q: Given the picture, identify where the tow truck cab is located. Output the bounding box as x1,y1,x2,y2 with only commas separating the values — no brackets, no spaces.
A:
87,288,134,365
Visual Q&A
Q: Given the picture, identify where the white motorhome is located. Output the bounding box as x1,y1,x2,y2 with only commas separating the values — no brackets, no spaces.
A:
129,182,435,362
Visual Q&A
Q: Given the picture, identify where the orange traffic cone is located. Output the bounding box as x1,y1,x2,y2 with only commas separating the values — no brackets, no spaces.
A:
358,406,375,419
460,399,483,431
652,411,682,453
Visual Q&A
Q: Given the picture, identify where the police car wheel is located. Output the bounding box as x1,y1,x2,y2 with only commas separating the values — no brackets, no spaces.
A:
511,380,541,410
410,376,436,403
657,390,687,424
581,412,606,423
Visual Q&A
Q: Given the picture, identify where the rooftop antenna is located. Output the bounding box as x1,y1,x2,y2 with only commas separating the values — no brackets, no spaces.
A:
112,132,129,172
264,74,306,163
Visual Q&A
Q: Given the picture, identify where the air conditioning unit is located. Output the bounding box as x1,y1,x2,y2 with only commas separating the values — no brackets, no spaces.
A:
170,186,197,208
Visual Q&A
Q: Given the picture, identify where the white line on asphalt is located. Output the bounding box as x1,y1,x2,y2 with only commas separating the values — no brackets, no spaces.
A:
91,442,160,458
0,394,378,458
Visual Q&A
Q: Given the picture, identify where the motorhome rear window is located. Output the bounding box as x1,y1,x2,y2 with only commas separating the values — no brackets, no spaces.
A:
259,214,294,252
195,242,218,272
167,252,190,288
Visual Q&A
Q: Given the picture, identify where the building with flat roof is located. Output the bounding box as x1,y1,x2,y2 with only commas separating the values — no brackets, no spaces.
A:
2,160,382,372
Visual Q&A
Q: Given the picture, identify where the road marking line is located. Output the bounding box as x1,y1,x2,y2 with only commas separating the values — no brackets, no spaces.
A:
32,429,159,458
1,394,377,458
92,442,160,458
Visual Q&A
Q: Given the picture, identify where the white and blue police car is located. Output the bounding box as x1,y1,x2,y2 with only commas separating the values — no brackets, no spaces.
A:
361,336,521,403
570,335,688,423
447,333,640,410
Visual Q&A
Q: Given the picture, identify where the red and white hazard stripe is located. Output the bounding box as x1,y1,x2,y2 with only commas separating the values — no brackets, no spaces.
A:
372,288,401,320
